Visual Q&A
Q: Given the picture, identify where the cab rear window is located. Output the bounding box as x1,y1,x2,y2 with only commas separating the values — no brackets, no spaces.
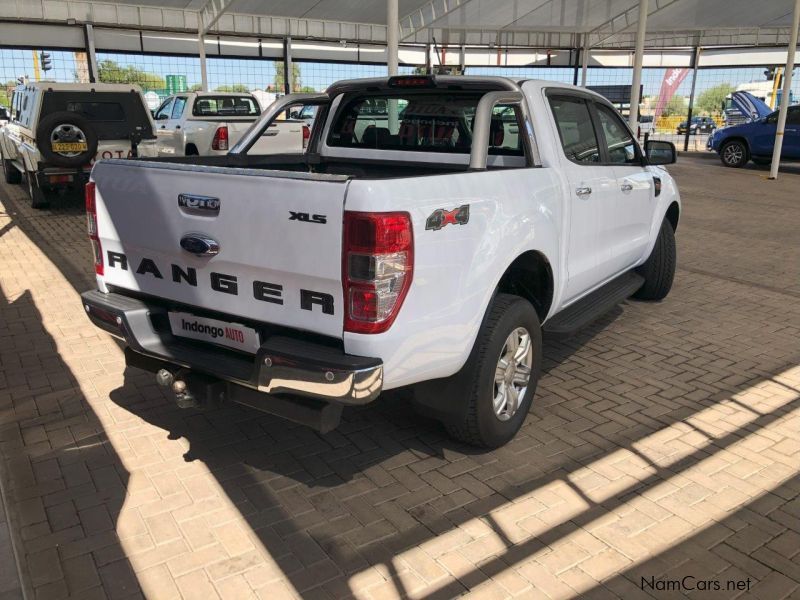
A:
327,92,524,156
65,101,126,121
192,96,260,117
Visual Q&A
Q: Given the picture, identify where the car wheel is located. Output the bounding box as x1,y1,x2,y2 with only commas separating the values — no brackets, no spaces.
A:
26,172,49,209
633,218,675,301
35,111,98,168
2,158,21,184
444,293,542,448
720,140,749,168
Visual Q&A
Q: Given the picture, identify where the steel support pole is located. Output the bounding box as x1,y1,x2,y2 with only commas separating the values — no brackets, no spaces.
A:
769,0,800,179
683,47,701,152
581,35,589,87
84,24,99,83
387,0,399,132
283,36,292,94
387,0,399,76
198,34,208,91
628,0,649,130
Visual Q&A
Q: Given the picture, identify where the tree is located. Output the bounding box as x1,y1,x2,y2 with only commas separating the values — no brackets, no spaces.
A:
695,83,735,116
214,84,250,93
661,95,687,117
188,83,203,92
0,80,17,107
274,61,301,92
97,59,166,90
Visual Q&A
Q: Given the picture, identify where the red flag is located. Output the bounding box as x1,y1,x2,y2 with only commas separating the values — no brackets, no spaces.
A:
653,68,689,121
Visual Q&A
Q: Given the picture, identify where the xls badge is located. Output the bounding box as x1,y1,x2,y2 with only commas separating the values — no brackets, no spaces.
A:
426,204,470,231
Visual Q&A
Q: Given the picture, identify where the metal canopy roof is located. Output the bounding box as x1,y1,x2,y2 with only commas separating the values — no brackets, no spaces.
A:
1,0,798,47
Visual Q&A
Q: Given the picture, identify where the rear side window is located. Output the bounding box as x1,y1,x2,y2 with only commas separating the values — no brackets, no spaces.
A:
193,96,260,117
548,95,600,163
171,97,187,119
65,101,125,121
327,92,524,156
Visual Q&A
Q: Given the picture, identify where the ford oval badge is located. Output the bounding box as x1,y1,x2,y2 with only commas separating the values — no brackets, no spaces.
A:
180,234,220,256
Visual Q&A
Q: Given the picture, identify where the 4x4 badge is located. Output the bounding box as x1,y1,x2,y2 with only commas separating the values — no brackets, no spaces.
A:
426,204,470,231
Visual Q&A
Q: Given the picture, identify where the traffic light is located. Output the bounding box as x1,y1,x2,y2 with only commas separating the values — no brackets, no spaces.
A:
40,52,52,72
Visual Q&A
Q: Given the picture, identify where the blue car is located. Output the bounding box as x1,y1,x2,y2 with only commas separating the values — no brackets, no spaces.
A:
707,91,800,167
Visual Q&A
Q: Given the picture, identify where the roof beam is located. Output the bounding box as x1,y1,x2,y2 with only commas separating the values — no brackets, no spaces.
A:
586,0,683,48
198,0,234,35
399,0,477,41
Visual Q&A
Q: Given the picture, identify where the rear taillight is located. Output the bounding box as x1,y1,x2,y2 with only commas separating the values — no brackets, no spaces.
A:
302,125,310,150
85,182,103,275
212,125,229,151
343,211,413,334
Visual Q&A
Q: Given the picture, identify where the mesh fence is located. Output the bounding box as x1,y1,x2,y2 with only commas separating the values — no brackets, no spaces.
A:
1,45,798,152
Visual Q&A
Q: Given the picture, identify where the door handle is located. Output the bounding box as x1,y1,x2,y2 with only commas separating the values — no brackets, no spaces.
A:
575,186,592,198
160,125,166,129
175,125,181,130
621,182,633,192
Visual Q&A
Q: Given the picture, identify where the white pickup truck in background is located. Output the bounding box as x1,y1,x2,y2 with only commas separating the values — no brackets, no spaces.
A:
154,91,308,157
82,75,680,448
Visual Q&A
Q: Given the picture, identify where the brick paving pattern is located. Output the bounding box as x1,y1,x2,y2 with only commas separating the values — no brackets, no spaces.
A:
0,154,798,599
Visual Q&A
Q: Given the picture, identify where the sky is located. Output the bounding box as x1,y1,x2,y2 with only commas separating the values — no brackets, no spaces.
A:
2,48,798,102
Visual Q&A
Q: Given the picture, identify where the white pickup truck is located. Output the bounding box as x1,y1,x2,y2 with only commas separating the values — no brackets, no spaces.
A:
153,91,308,157
81,75,680,448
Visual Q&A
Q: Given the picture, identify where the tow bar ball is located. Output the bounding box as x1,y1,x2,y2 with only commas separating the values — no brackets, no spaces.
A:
155,369,198,409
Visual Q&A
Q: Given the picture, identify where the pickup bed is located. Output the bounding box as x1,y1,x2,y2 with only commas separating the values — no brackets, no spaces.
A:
82,75,680,448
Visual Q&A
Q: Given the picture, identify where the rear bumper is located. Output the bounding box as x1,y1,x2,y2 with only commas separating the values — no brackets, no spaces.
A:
81,289,383,405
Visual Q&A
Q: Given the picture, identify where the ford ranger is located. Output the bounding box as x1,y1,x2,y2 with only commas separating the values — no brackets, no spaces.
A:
81,75,680,448
153,91,308,157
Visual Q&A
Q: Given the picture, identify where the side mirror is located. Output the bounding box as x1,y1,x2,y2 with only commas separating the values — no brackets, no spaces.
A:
645,140,677,165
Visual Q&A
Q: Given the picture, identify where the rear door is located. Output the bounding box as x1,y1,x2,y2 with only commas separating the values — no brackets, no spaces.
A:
91,161,349,338
591,101,653,272
548,94,617,302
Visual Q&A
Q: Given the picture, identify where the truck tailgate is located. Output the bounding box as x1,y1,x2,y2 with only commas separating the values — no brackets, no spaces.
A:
91,160,348,338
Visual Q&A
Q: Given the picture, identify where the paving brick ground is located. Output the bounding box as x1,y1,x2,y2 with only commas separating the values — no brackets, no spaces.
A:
0,154,798,600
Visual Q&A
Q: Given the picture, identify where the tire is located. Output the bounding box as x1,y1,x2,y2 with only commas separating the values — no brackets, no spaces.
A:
36,111,98,168
444,294,542,448
2,158,21,184
720,139,749,168
633,218,675,301
26,172,49,209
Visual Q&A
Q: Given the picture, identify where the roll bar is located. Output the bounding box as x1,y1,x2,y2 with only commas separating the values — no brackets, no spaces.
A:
230,87,541,169
229,93,329,155
469,90,540,170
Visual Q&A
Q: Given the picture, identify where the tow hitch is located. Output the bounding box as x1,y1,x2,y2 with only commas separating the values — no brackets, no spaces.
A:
155,368,225,409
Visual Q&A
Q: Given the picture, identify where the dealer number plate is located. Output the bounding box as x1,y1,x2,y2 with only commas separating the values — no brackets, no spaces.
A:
52,142,88,152
168,312,260,353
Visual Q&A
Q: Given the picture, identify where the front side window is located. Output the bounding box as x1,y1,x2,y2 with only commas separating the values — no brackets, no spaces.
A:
787,107,800,125
155,98,174,120
193,96,260,117
595,103,639,164
548,95,600,163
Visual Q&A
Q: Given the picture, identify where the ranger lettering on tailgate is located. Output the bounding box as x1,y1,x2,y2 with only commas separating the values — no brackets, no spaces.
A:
105,251,335,315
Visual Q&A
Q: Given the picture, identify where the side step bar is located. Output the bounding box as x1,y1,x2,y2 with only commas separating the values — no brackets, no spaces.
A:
544,271,644,338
